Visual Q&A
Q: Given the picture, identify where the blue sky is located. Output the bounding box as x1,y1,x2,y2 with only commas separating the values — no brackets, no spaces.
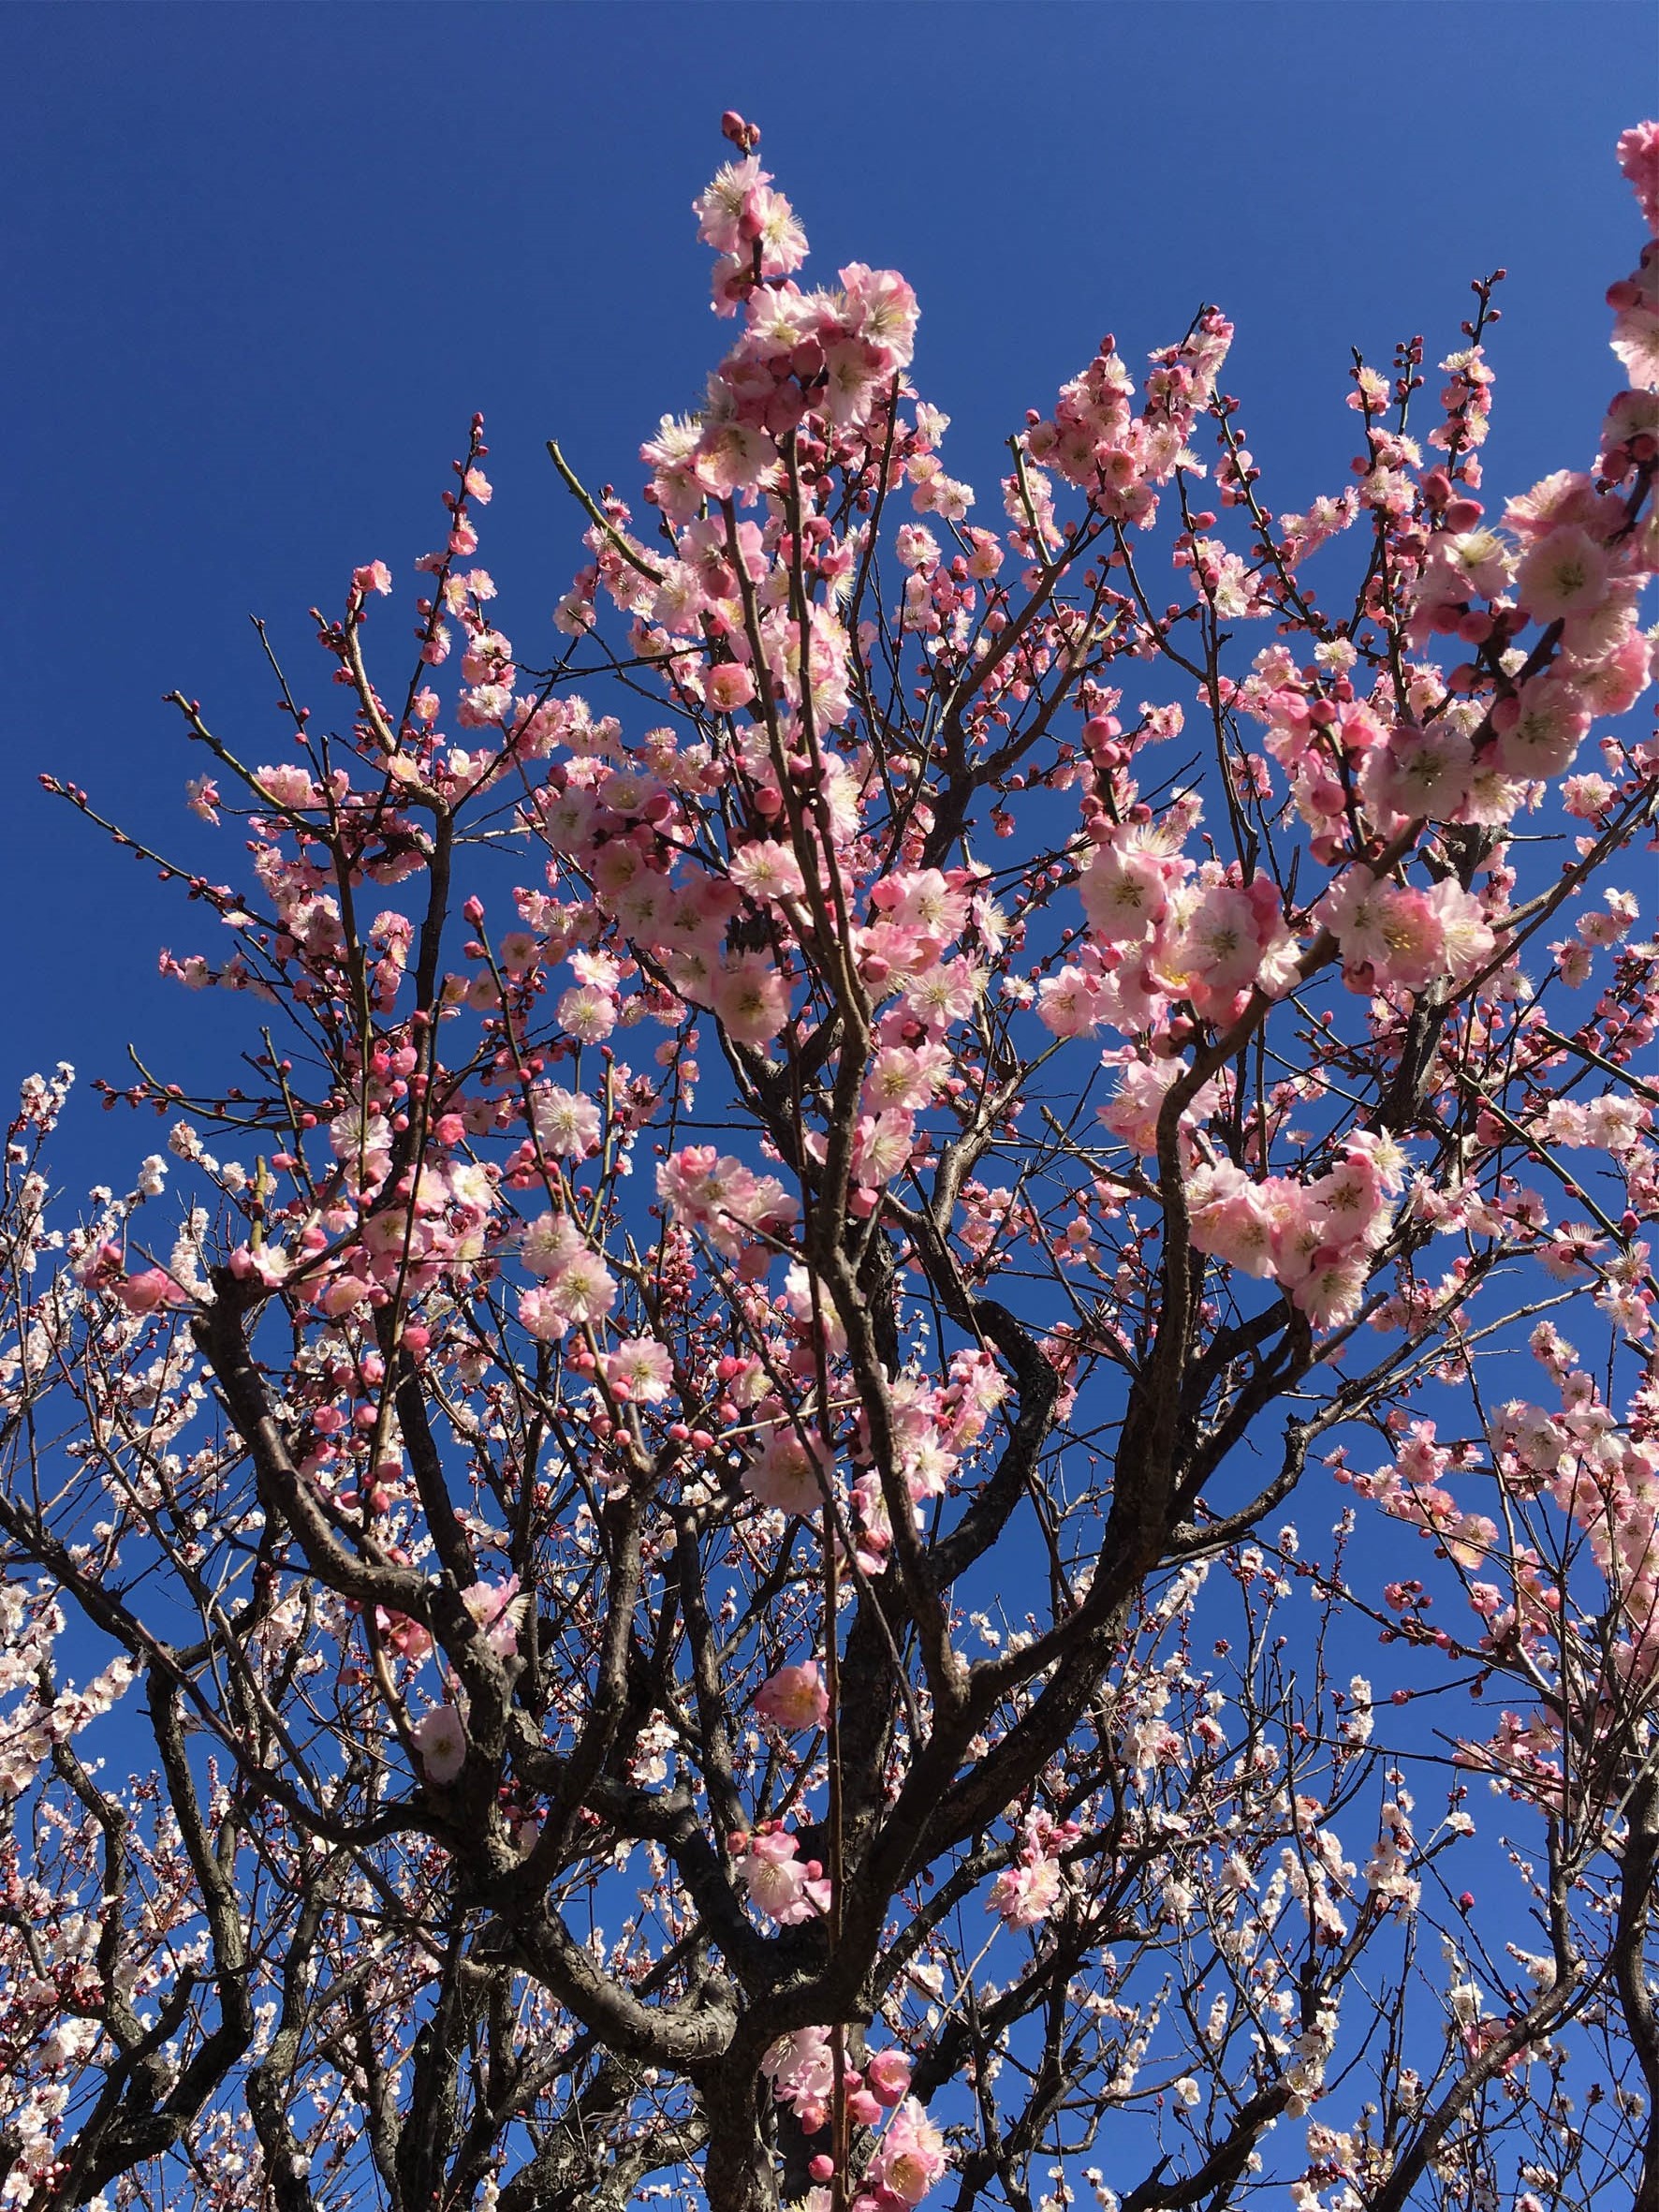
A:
3,0,1646,1180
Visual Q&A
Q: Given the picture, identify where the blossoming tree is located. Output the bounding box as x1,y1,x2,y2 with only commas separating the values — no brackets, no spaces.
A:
3,108,1658,2212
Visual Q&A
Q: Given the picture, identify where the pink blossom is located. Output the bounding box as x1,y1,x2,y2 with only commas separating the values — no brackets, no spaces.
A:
1079,837,1169,941
839,262,919,370
866,2098,948,2205
556,982,618,1043
531,1084,601,1158
112,1266,192,1315
1618,121,1659,232
518,1225,617,1335
1036,966,1108,1037
899,957,983,1032
850,1110,916,1187
410,1703,467,1785
755,1659,830,1732
744,1429,830,1517
521,1212,585,1280
656,1146,800,1257
740,1830,831,1924
1515,524,1612,624
546,1248,616,1325
1285,1245,1372,1331
602,1337,674,1403
330,1104,394,1189
705,662,755,712
1320,870,1446,990
761,2023,835,2112
988,1855,1064,1930
460,1576,528,1659
728,839,807,904
1492,674,1591,781
316,1272,372,1320
866,2048,914,2107
1185,1162,1280,1278
1361,725,1473,824
712,952,790,1045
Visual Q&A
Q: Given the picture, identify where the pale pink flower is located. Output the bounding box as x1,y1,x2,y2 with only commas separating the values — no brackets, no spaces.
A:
741,1831,831,1924
761,2024,836,2111
881,868,971,942
556,983,619,1043
867,2098,948,2205
894,524,942,570
696,418,775,497
1435,527,1513,600
1098,1055,1219,1158
329,1103,394,1187
410,1703,467,1785
1305,1158,1393,1251
521,1212,584,1280
1461,758,1527,825
1585,1093,1646,1151
865,1046,935,1113
1166,879,1292,1010
316,1272,372,1320
900,957,982,1030
602,1338,674,1404
866,2049,914,2106
1289,1248,1372,1330
1426,878,1497,981
1320,871,1446,989
256,761,323,808
1515,524,1612,624
520,1283,572,1341
461,1576,529,1659
113,1266,192,1315
988,1856,1064,1930
1618,121,1659,231
551,1249,617,1325
656,1146,800,1257
839,262,920,370
851,1110,916,1187
531,1084,601,1158
1610,255,1659,386
1503,468,1607,542
1565,774,1619,818
1036,966,1108,1037
712,953,790,1045
1492,675,1590,781
745,1429,830,1517
728,840,806,903
705,662,756,712
1079,839,1168,941
755,1660,830,1733
1361,725,1473,823
1186,1161,1279,1278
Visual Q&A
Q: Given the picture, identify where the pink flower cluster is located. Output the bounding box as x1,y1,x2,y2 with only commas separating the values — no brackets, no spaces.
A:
987,1808,1080,1931
1026,312,1235,530
760,2030,946,2206
1071,815,1299,1037
846,1357,1008,1573
1185,1130,1408,1329
657,1146,800,1261
735,1824,831,1925
755,1658,829,1732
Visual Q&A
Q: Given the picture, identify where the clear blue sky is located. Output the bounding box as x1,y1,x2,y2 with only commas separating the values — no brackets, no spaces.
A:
2,0,1646,1180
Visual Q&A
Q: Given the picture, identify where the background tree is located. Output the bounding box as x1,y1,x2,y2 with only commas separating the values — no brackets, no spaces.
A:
1,107,1657,2212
